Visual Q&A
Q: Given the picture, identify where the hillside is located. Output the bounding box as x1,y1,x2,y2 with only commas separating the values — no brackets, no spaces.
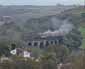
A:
0,6,74,32
0,5,82,47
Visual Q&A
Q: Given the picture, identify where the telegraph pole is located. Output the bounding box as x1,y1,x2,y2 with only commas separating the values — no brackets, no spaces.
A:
84,0,85,8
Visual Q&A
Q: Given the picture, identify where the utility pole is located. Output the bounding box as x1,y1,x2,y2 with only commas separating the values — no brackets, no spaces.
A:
84,0,85,8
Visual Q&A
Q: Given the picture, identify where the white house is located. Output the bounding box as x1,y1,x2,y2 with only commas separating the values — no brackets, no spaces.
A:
10,48,31,58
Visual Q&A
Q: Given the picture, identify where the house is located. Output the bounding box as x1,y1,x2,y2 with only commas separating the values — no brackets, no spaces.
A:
10,48,31,58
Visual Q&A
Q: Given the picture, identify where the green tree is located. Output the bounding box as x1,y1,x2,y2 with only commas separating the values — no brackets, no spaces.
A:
72,52,85,69
44,45,69,63
40,51,57,69
31,48,43,59
64,29,82,51
0,40,10,57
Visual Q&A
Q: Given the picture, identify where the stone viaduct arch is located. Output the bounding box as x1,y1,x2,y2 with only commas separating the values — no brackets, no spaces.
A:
27,36,63,49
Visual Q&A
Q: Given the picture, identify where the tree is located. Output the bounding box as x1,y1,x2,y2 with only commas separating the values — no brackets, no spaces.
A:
72,52,85,69
40,51,57,69
0,40,10,57
62,15,83,51
64,28,82,51
44,45,69,63
31,48,43,59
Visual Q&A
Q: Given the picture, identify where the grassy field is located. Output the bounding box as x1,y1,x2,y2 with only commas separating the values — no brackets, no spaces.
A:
79,27,85,48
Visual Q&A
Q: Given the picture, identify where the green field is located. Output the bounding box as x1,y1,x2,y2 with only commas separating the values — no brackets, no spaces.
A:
79,27,85,48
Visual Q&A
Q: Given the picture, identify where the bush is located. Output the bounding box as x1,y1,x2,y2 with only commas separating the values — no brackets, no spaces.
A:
71,52,85,69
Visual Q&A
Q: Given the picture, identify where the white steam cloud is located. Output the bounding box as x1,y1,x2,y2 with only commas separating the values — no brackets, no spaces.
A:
39,18,74,37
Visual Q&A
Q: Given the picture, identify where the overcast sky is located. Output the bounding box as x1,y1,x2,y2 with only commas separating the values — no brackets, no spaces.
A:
0,0,84,5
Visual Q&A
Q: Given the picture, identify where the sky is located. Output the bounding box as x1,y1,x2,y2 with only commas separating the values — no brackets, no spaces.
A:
0,0,84,5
